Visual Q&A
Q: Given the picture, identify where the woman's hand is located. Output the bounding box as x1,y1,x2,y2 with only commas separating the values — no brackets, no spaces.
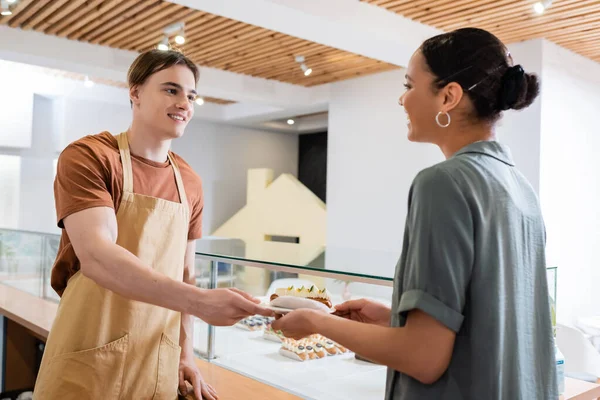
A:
270,309,322,339
332,299,391,326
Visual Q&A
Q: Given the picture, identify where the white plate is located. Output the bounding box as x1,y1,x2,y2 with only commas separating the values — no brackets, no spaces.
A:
262,303,336,314
262,304,295,313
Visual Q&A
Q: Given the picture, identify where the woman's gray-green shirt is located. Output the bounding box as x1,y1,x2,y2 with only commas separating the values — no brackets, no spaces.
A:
385,141,557,400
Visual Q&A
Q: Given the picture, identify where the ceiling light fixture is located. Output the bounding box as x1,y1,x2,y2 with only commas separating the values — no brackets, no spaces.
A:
301,64,312,76
83,76,94,88
287,119,295,125
295,55,313,77
157,36,169,51
195,97,205,106
533,0,552,14
0,0,12,15
165,21,185,46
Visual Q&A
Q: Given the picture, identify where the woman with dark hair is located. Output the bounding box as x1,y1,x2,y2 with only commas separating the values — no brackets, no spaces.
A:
272,28,557,399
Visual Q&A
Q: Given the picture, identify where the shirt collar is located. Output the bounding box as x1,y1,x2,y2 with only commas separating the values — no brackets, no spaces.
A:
452,140,515,166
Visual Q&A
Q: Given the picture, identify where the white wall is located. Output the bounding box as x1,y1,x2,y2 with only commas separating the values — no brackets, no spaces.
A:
18,96,61,234
0,155,21,229
327,68,443,255
60,98,132,149
0,90,34,149
539,41,600,325
325,68,442,298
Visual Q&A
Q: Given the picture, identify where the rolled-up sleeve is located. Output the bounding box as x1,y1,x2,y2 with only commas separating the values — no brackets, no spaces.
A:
396,166,474,333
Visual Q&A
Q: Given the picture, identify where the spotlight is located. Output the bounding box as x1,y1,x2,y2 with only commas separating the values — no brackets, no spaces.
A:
0,0,12,15
195,97,205,106
287,119,295,125
157,37,169,51
533,0,552,14
295,55,313,77
301,64,312,76
174,35,185,45
533,2,544,14
83,76,94,88
164,22,186,46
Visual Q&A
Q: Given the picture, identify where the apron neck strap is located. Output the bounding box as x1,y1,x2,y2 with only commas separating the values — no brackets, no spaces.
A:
117,132,189,209
166,152,188,208
117,132,134,193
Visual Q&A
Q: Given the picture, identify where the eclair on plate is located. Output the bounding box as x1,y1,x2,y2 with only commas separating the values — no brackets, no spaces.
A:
269,285,333,312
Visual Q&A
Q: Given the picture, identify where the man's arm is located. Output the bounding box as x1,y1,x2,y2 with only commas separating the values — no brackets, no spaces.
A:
315,310,455,384
64,206,271,324
65,206,199,313
180,239,197,359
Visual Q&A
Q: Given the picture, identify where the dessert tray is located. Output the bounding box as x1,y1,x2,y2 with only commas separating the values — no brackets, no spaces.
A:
279,334,349,361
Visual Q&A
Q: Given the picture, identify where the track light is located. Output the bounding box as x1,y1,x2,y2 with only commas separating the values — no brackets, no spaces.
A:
164,22,185,46
83,76,94,88
300,64,312,76
157,37,169,51
0,0,12,15
295,55,313,77
533,0,552,14
195,97,204,106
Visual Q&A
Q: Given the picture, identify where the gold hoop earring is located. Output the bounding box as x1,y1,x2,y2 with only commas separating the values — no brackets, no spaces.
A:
435,111,451,128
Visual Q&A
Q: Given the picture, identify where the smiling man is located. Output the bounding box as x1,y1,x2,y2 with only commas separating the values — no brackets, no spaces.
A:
33,50,272,400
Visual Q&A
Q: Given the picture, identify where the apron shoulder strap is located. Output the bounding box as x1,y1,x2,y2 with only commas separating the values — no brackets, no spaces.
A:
117,132,134,193
167,152,189,211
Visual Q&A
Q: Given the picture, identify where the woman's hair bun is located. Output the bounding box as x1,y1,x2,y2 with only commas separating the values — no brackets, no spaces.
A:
499,65,540,111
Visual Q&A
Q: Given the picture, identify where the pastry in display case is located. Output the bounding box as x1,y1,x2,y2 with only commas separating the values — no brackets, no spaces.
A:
310,334,348,355
235,315,275,331
279,335,350,361
263,325,286,342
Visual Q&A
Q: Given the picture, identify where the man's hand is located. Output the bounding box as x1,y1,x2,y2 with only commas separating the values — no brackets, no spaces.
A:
178,356,217,400
270,309,323,339
332,299,391,326
194,288,274,326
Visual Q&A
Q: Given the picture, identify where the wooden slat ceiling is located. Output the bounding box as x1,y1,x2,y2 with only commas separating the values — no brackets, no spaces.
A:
364,0,600,63
0,0,398,88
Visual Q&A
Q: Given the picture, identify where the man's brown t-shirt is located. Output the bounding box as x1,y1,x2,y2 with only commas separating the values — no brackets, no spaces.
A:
52,131,204,296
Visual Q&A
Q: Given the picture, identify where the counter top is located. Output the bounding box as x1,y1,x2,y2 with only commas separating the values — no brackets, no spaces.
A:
563,377,600,400
0,277,597,400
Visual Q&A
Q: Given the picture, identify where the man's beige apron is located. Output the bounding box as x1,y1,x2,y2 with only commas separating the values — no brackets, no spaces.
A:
34,132,189,399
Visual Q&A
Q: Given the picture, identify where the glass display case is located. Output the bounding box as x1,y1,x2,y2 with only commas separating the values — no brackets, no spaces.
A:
0,228,60,302
0,229,561,400
192,238,397,400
